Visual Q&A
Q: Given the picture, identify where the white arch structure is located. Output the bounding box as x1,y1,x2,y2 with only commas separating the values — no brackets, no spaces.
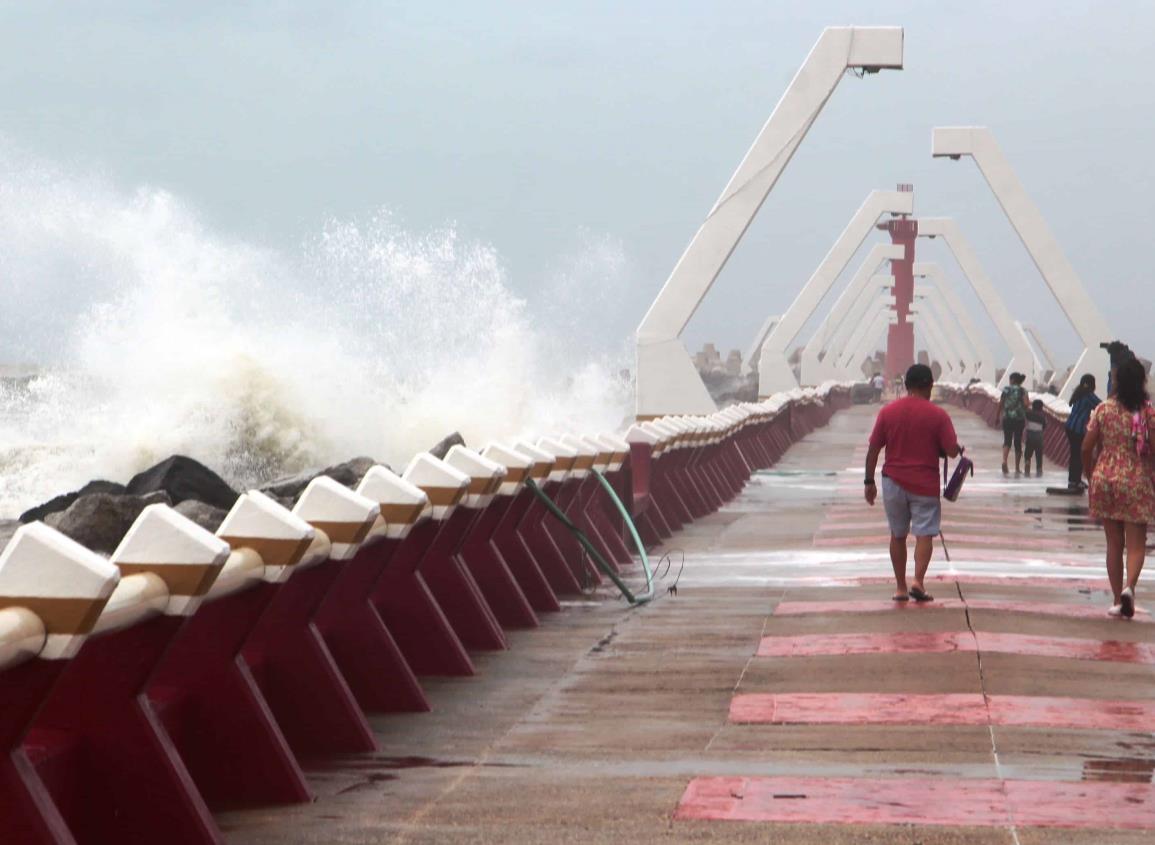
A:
798,242,904,385
932,126,1112,398
743,314,780,376
912,261,995,383
911,285,968,380
823,274,896,380
917,218,1035,387
834,289,895,375
1025,323,1059,386
758,189,914,396
634,26,904,418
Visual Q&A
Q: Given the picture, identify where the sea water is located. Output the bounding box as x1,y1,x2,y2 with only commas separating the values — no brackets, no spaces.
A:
0,146,633,518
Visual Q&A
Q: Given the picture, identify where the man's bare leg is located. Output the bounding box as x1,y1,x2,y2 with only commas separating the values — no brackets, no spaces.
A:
890,535,908,598
912,535,934,593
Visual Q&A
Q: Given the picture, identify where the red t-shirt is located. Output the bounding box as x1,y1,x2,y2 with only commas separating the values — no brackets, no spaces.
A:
868,396,959,497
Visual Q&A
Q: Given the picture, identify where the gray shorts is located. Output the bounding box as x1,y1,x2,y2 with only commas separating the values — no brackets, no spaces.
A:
881,476,941,538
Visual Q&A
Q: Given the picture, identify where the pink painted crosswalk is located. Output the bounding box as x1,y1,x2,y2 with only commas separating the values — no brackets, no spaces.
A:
756,631,1155,663
728,692,1155,731
676,776,1155,829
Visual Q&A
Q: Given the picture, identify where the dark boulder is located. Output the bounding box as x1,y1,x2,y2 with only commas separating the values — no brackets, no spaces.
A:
125,455,239,510
45,491,172,555
174,499,229,533
19,479,127,524
261,456,381,502
428,432,465,460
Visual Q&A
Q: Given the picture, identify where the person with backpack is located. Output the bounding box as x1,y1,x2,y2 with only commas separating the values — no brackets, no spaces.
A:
998,372,1029,475
864,364,962,603
1065,373,1101,491
1023,399,1047,477
1082,358,1155,617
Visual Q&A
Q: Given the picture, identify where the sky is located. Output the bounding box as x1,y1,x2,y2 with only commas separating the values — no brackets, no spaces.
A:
1,0,1153,367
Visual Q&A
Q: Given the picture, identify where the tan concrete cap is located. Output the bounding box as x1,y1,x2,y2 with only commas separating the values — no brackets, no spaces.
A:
402,453,470,521
516,442,557,483
538,437,579,482
294,476,380,561
0,521,120,660
356,465,430,540
444,446,507,509
481,443,535,496
111,503,231,617
217,490,316,584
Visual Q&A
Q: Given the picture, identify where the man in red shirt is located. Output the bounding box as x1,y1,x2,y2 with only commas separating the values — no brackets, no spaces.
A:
864,364,961,602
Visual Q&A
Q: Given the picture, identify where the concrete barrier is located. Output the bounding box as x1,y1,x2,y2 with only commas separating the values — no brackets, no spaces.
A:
447,446,537,629
0,383,853,842
28,505,230,843
243,477,381,755
0,522,118,845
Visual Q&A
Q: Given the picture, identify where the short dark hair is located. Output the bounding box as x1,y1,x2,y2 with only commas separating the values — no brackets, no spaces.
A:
1032,398,1043,411
905,363,934,391
1115,357,1149,412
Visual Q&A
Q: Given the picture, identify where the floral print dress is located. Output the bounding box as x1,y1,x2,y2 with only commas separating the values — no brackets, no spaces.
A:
1087,398,1155,523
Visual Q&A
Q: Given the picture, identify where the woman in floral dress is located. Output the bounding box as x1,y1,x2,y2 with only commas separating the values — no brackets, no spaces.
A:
1082,358,1155,617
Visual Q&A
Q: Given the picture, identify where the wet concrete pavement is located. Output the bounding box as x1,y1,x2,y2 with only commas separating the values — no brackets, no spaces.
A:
222,404,1155,843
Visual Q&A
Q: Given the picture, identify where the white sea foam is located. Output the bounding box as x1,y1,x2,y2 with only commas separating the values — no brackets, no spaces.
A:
0,148,633,518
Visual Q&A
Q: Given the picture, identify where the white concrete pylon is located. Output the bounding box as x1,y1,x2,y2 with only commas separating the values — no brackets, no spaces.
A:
1024,323,1059,386
743,314,780,376
634,27,904,418
912,261,996,383
825,275,894,379
909,297,962,380
1014,319,1047,387
798,242,905,385
758,189,914,396
932,126,1112,398
833,289,895,374
916,218,1035,388
912,282,974,379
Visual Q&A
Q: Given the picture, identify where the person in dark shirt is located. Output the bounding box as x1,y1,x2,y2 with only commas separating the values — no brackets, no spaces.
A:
864,364,962,603
1066,374,1101,491
1024,399,1046,477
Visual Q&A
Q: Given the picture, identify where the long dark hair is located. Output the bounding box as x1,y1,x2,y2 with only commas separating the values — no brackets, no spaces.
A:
1114,359,1148,412
1069,373,1096,405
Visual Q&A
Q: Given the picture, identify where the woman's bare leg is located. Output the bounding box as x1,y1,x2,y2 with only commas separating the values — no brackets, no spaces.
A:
1103,519,1125,602
1124,521,1147,591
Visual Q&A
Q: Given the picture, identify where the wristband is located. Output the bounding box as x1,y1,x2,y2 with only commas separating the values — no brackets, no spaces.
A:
864,478,876,486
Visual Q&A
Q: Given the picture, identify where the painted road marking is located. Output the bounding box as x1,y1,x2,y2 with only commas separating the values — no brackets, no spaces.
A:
773,598,1150,622
675,775,1155,829
756,631,1155,663
729,693,1155,731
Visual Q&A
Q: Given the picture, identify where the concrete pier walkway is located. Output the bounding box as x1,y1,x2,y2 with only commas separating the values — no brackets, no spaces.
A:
224,405,1154,844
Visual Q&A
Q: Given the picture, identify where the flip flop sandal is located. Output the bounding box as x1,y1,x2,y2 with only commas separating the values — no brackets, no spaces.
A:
1121,588,1135,619
892,594,910,602
908,586,934,602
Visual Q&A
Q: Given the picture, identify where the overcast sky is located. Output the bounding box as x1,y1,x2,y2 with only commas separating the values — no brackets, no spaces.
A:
2,0,1153,366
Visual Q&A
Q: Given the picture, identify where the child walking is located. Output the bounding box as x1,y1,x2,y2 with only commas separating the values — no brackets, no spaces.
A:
1024,399,1046,477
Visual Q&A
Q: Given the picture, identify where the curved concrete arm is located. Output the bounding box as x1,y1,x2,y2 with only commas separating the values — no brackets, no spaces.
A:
837,304,893,377
825,275,894,371
799,242,904,385
917,218,1034,388
913,261,995,383
932,126,1111,397
910,295,963,380
833,290,894,373
913,282,975,377
636,27,904,417
758,188,914,396
1024,323,1059,385
743,314,780,375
